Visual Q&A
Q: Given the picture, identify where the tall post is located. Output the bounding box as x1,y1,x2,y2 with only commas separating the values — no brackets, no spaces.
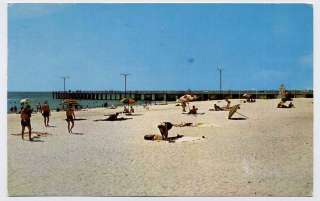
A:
217,67,223,98
61,76,69,92
120,73,130,98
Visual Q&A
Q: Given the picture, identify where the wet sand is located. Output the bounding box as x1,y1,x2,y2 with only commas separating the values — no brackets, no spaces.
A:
7,98,313,196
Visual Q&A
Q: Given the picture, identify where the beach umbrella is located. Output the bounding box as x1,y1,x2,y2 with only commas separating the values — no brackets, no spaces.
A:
120,98,135,105
228,104,240,119
20,98,31,104
179,94,197,103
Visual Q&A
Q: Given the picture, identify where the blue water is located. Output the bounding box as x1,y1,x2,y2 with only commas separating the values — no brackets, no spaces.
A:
7,92,125,112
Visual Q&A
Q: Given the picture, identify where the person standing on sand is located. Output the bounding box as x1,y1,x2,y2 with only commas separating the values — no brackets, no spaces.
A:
20,105,33,141
66,105,75,133
36,102,41,113
41,101,50,127
181,101,187,112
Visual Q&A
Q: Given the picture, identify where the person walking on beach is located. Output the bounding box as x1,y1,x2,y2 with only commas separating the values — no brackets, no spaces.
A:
41,101,50,127
66,105,75,133
36,102,42,113
20,105,33,141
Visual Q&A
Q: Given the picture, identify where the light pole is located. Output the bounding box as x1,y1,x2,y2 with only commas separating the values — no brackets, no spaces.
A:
217,67,223,98
61,76,70,92
120,73,130,98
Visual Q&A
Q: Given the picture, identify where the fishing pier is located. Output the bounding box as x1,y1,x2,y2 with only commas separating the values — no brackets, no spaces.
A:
52,90,313,101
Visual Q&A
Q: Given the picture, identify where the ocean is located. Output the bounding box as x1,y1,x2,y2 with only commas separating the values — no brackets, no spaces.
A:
7,92,125,112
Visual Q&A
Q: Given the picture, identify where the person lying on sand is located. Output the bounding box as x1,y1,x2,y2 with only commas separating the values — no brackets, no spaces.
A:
20,105,33,141
173,122,193,127
277,101,294,108
214,104,224,111
66,105,75,133
188,105,198,114
144,134,184,142
107,112,120,121
94,113,132,121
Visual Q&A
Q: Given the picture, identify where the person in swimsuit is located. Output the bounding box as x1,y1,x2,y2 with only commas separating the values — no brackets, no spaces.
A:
157,122,174,140
66,105,75,133
181,101,187,112
41,101,50,127
222,99,231,110
188,105,198,114
20,105,32,141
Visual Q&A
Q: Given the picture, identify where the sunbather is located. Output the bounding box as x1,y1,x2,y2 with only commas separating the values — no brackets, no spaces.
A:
277,101,294,108
214,104,224,111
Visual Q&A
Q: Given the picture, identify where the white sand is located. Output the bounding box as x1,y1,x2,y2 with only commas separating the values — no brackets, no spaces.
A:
7,98,313,196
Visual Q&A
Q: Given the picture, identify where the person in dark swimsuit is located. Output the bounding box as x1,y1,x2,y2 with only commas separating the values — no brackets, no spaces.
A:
157,122,174,140
20,105,32,141
66,105,75,133
41,101,50,127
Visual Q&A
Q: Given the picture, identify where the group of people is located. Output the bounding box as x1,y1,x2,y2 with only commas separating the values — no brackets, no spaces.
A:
20,101,76,141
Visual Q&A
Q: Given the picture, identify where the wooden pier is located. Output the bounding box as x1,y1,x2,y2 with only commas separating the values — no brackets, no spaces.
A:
52,90,313,101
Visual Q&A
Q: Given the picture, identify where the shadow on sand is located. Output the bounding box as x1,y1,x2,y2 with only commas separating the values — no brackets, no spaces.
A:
228,117,247,120
71,132,84,135
182,112,206,115
94,117,133,122
29,136,45,143
125,113,143,116
74,118,87,121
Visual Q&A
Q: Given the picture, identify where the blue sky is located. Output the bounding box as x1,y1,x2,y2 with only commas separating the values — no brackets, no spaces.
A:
8,3,313,91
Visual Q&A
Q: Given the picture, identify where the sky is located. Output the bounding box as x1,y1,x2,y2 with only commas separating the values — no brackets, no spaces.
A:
8,3,313,91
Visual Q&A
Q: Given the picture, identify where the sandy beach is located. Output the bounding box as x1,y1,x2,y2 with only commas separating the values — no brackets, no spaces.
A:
7,98,313,196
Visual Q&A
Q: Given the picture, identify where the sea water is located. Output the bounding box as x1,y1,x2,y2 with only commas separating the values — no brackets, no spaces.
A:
7,92,127,112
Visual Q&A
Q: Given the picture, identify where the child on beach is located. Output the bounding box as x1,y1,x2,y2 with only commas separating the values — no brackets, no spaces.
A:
20,105,33,141
66,105,75,133
41,101,50,127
